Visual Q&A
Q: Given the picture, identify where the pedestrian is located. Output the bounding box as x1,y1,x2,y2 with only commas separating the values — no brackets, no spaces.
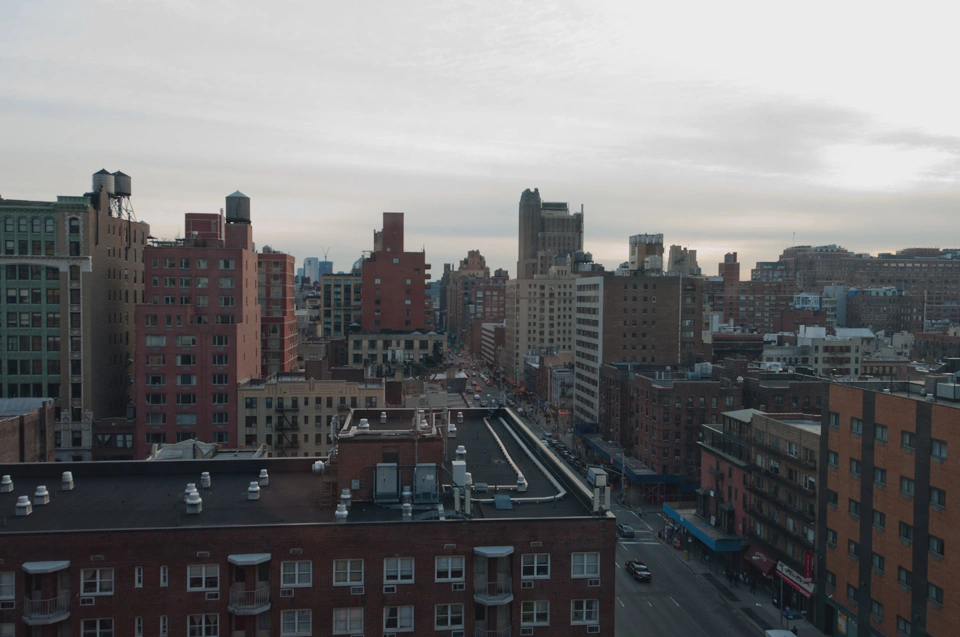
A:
791,627,798,636
750,578,757,594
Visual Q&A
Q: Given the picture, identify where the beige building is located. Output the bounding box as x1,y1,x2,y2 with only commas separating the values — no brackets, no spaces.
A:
238,374,384,457
0,171,150,461
504,263,577,383
347,331,447,368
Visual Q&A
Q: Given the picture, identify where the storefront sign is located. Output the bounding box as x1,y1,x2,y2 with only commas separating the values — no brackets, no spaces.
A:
803,550,813,582
776,561,815,598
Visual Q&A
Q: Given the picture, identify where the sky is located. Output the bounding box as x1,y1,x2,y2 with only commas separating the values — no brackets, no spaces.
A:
2,0,960,277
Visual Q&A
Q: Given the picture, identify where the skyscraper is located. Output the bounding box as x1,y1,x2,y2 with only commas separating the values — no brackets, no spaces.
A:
516,188,584,280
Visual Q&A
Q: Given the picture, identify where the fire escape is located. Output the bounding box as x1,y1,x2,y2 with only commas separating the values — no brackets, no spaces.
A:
273,397,299,457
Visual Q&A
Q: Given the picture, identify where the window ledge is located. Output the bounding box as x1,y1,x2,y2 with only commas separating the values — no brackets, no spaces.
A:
899,582,911,593
849,553,859,562
851,473,860,480
827,542,837,550
850,513,860,522
874,525,885,534
829,465,838,472
828,502,837,510
876,439,886,447
933,456,945,464
900,538,913,547
929,599,942,611
931,504,945,514
852,432,861,439
873,567,884,577
902,446,914,455
930,552,944,563
901,493,913,502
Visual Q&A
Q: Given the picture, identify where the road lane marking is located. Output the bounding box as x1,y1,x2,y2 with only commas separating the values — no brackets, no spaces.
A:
619,541,637,545
615,562,620,568
647,600,653,607
638,541,660,545
617,597,625,607
670,596,680,607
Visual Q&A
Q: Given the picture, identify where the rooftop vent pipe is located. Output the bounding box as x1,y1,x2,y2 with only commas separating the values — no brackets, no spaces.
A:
448,423,457,438
16,495,32,516
185,491,202,514
381,411,387,423
184,483,197,503
0,475,12,493
248,482,260,500
312,461,325,474
200,472,211,489
335,503,348,523
358,418,370,431
455,445,467,461
61,472,74,491
340,488,352,509
259,469,269,486
34,485,50,505
517,474,527,492
402,502,413,521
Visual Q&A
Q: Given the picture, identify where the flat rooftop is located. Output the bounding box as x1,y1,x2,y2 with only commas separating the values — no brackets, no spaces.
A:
0,413,596,535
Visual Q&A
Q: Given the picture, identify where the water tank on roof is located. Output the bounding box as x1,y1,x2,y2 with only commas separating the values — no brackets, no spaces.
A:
225,190,251,224
113,171,131,196
92,169,115,195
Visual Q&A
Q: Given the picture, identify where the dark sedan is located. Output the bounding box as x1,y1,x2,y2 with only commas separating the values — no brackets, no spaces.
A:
626,560,652,582
617,524,636,538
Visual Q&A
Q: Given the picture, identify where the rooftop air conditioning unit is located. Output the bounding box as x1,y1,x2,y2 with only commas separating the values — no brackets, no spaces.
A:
587,579,600,587
280,589,294,598
350,586,364,596
383,585,397,594
205,592,219,601
79,597,95,606
452,582,465,591
587,626,601,634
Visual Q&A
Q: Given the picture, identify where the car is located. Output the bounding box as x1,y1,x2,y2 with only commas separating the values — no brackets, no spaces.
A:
617,524,636,538
475,387,482,392
625,560,651,582
485,380,493,386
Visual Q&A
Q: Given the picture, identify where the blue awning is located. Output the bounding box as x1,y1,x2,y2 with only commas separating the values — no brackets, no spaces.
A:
662,503,743,553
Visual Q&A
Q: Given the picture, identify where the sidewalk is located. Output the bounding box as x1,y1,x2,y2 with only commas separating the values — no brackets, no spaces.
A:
657,532,827,636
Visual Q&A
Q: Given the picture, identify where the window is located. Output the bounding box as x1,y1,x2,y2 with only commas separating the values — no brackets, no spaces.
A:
848,539,860,558
187,614,218,637
827,450,838,467
932,438,947,461
176,335,197,347
218,296,234,307
873,467,887,486
434,556,464,582
383,606,413,632
0,572,13,600
81,618,114,636
434,603,464,630
280,610,311,636
849,499,860,518
571,599,599,625
826,528,837,547
826,570,836,589
899,522,914,543
931,487,946,509
332,608,363,634
160,615,168,637
897,616,911,636
902,430,915,449
212,335,229,346
212,354,228,365
872,510,886,529
135,566,144,588
81,568,115,595
871,598,883,622
135,617,143,637
851,417,862,435
218,277,234,288
281,561,312,587
901,476,915,497
871,552,885,574
219,259,234,270
874,423,888,442
244,398,258,409
929,535,945,558
522,553,550,579
898,567,912,588
850,458,861,477
928,582,944,606
333,559,363,585
826,489,838,508
145,335,167,347
212,393,228,405
160,565,169,587
522,600,550,626
212,374,228,385
571,552,599,578
187,564,219,591
384,557,414,583
847,584,858,604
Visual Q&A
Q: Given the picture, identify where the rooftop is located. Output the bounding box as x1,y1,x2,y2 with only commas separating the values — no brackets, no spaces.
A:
0,411,596,535
0,398,52,418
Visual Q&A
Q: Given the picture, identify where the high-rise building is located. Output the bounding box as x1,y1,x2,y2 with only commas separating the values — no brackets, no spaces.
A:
319,271,361,337
667,244,701,276
302,257,320,284
0,170,150,461
258,247,296,377
817,379,960,637
627,233,664,272
134,192,261,457
517,188,583,280
360,213,430,332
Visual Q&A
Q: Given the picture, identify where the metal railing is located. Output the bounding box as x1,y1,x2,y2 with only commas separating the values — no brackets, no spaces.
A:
23,594,70,623
473,575,512,599
228,586,271,614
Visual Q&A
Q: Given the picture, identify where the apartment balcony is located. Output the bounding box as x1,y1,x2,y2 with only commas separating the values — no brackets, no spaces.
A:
473,575,513,605
228,586,271,615
23,595,70,626
475,629,512,637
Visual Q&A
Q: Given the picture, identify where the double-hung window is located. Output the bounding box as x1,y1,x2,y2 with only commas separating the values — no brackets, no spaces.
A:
571,599,599,625
280,610,311,636
81,618,114,636
384,557,414,583
434,604,464,630
187,565,219,591
333,608,363,634
434,556,464,582
521,600,550,626
187,614,218,637
81,569,114,595
522,554,550,579
0,572,13,601
333,560,363,586
383,606,413,632
571,552,599,578
281,561,312,587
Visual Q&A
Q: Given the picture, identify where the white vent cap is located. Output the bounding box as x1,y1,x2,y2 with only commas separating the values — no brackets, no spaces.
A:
312,461,325,474
259,469,269,486
16,495,32,516
248,482,261,500
0,475,12,493
184,483,197,502
200,472,211,488
380,411,387,423
358,418,370,429
61,471,74,490
335,503,348,522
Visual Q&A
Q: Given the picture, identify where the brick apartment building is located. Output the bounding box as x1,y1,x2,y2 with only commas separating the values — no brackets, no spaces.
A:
844,288,923,334
360,213,430,332
816,380,960,637
0,398,55,463
318,271,361,338
0,408,616,637
134,195,261,457
705,252,797,334
480,321,505,370
257,248,296,377
0,171,150,461
573,271,705,425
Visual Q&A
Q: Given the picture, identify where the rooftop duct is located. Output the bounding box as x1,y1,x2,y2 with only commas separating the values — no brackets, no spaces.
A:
34,485,50,505
0,475,12,493
335,503,348,523
61,472,74,491
248,482,260,500
200,472,211,489
185,491,202,514
184,483,197,503
259,469,269,486
16,495,32,516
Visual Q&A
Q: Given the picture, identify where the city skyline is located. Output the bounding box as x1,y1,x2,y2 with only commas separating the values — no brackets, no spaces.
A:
3,2,960,274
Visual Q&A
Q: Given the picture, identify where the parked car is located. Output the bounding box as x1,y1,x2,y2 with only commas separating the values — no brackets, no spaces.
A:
616,524,636,538
625,560,652,582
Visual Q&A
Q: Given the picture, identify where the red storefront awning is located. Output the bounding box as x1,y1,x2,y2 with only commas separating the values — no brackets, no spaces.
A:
744,545,778,576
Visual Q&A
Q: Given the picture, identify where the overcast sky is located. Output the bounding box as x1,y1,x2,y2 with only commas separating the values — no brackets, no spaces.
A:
3,1,959,276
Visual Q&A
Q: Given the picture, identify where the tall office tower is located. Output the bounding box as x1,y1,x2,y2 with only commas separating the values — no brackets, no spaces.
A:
517,188,584,280
134,192,260,457
360,212,429,332
317,260,333,277
302,257,321,284
258,247,296,376
0,170,150,461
